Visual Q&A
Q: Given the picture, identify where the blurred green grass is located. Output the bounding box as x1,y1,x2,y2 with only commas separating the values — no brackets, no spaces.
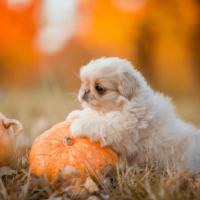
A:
0,73,199,147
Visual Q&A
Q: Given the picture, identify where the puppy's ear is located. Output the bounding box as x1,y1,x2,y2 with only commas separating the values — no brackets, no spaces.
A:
118,72,139,100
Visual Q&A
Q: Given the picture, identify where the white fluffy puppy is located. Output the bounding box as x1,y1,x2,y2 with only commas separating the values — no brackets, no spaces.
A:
67,57,200,173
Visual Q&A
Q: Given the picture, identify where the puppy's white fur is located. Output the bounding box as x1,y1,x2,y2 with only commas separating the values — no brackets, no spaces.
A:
67,57,200,173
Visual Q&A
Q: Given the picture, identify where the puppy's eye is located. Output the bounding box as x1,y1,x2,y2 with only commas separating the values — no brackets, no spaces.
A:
95,86,106,94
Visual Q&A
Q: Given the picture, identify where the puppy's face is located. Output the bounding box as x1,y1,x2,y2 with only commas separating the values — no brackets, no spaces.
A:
78,58,139,113
78,68,120,113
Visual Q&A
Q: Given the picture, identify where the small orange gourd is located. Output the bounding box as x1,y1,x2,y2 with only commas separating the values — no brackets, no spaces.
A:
0,112,23,167
29,120,118,181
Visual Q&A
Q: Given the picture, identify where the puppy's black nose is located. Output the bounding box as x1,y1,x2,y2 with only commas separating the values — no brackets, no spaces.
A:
82,89,90,101
85,89,90,94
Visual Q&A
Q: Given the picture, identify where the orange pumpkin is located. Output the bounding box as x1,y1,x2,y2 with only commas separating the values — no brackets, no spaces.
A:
29,120,118,181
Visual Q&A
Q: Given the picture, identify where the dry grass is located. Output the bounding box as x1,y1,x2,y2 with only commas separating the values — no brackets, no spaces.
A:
1,153,200,200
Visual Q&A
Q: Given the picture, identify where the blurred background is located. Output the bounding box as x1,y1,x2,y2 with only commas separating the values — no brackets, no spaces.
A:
0,0,200,146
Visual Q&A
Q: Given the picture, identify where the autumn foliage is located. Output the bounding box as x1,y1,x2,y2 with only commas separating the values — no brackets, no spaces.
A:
75,0,200,92
0,0,41,86
0,0,200,93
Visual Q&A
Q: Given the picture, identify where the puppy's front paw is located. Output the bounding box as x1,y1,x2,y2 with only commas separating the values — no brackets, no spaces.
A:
66,110,82,121
70,119,86,138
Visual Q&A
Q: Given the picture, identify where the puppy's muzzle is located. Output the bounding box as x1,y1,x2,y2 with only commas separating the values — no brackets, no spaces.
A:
82,89,90,101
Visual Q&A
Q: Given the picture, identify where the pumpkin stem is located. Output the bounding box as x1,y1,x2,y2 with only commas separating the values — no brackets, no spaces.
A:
63,137,74,147
3,118,23,136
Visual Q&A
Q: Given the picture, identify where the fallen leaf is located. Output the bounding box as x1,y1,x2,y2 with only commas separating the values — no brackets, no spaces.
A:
57,166,82,189
101,164,116,178
0,166,16,177
84,177,98,193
